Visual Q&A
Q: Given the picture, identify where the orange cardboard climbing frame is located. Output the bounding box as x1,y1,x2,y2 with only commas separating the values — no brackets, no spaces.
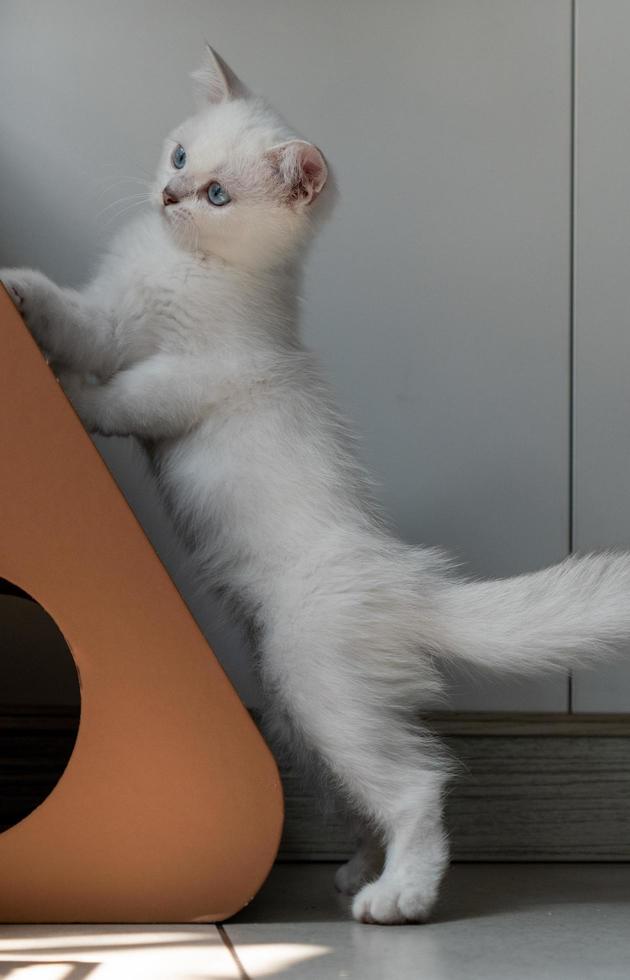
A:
0,285,283,922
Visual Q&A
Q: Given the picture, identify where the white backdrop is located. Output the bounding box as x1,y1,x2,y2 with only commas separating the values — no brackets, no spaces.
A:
0,1,575,710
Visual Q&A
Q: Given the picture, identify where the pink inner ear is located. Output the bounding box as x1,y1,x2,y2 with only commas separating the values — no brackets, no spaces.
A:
267,141,328,205
297,144,328,200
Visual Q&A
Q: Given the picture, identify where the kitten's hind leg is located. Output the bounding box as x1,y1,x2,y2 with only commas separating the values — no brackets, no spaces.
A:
335,828,384,896
266,618,451,924
297,691,451,923
351,773,449,924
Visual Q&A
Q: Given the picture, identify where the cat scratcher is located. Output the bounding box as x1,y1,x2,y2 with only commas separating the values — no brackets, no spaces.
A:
0,284,283,922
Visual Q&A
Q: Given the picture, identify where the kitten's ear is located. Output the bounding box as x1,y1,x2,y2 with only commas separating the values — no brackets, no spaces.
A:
191,44,247,105
266,140,328,206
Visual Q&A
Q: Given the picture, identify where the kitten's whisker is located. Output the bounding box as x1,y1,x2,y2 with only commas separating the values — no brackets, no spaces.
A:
94,193,150,222
102,200,149,224
101,197,150,228
96,174,150,187
94,176,151,201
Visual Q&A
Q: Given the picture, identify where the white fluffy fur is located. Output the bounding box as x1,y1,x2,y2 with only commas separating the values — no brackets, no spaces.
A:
3,47,630,925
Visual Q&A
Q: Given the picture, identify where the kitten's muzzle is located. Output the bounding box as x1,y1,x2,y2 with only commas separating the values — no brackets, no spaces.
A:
162,184,181,207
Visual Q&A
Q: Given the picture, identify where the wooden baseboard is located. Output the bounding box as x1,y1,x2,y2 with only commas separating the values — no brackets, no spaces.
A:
2,707,630,861
425,711,630,736
277,712,630,861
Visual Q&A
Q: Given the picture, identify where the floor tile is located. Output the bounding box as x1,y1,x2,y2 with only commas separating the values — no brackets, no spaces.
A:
0,924,240,979
224,862,630,979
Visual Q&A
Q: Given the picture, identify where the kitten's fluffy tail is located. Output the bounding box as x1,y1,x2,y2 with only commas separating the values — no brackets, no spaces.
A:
437,552,630,674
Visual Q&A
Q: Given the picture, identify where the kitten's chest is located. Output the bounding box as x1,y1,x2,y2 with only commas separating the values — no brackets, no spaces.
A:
114,266,199,362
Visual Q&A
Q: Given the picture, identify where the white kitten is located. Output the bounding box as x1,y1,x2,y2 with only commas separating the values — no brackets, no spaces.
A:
3,48,630,925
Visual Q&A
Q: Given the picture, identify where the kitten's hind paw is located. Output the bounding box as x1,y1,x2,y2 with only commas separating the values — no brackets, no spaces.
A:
335,860,368,896
351,873,437,925
335,842,384,896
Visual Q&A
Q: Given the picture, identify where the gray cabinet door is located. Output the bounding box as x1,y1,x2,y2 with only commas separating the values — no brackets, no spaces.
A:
573,0,630,711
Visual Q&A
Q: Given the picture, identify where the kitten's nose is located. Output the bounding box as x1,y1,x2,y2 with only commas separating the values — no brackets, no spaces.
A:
162,184,180,206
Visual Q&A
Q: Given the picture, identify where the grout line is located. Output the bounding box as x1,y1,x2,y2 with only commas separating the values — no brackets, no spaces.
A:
217,923,251,980
568,0,578,715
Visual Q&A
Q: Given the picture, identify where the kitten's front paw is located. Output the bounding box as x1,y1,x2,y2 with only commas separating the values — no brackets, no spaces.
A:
1,273,26,311
1,268,37,311
0,268,53,345
351,871,437,925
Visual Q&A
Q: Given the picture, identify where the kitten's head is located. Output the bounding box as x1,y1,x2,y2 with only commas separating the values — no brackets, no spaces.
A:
153,46,329,270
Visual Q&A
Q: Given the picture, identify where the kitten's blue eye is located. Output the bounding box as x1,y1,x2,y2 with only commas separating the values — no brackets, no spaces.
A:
207,181,231,206
171,144,186,169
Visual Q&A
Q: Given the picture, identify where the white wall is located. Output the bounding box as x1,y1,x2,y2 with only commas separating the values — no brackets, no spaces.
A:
0,0,575,710
572,0,630,711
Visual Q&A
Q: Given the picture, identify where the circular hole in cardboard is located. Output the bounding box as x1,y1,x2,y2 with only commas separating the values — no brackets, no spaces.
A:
0,578,80,832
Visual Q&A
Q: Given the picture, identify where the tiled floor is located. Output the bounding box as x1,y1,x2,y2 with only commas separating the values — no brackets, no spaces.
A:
1,863,629,979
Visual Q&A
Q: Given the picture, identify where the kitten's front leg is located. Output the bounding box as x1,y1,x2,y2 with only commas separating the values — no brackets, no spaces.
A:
0,267,117,375
58,354,212,439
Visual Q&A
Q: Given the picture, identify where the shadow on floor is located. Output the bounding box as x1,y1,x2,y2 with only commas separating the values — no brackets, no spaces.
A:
0,962,98,979
230,861,630,926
